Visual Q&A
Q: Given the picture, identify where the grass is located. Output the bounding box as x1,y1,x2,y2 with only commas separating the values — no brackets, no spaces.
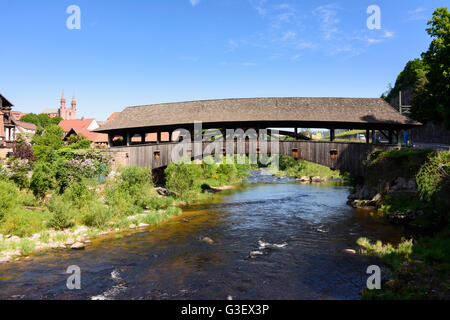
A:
18,239,35,256
357,237,413,270
277,155,344,180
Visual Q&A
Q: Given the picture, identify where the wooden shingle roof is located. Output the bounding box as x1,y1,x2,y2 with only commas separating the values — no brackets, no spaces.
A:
95,97,421,133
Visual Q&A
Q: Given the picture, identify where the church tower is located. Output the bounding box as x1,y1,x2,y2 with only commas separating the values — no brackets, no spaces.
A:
59,90,66,118
70,94,77,120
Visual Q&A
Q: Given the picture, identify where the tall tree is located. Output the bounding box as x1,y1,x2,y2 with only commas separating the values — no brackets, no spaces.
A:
413,7,450,128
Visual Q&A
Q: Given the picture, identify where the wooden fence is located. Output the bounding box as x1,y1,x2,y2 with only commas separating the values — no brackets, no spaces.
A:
104,140,398,176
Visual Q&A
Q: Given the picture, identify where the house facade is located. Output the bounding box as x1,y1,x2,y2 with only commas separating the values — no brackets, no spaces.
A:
0,94,36,157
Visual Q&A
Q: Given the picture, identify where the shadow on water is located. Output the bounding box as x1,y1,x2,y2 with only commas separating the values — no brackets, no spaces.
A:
0,171,405,300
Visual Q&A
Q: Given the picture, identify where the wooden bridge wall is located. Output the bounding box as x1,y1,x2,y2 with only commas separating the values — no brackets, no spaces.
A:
105,141,398,176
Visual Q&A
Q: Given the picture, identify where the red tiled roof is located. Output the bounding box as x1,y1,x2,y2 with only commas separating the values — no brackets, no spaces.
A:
67,128,108,143
11,112,29,121
15,121,36,131
59,119,95,132
106,112,120,123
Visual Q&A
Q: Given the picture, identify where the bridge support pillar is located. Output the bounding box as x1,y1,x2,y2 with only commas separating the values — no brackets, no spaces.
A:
330,128,335,142
388,130,393,144
126,132,131,146
108,134,114,148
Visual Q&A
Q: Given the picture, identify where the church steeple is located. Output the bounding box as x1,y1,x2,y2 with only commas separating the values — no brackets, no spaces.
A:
60,90,66,110
71,94,76,110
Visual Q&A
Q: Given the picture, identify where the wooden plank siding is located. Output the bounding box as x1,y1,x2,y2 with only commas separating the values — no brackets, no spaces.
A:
106,141,398,176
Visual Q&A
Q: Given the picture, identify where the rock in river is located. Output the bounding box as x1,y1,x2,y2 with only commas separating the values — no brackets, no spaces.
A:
201,237,214,245
71,242,86,250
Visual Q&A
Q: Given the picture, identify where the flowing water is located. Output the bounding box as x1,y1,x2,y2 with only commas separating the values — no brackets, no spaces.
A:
0,171,404,300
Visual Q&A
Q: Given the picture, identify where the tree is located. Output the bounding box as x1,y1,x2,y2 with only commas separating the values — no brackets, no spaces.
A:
419,7,450,128
21,113,63,129
32,124,65,159
384,59,427,104
383,7,450,129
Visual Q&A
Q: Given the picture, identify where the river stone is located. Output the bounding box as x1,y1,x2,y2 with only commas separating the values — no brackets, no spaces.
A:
201,237,214,245
298,176,310,182
138,223,150,228
343,249,357,254
0,257,10,264
129,224,137,229
311,176,322,182
71,242,86,250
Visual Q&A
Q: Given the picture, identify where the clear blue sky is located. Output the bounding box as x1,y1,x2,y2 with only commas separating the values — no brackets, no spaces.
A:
0,0,447,120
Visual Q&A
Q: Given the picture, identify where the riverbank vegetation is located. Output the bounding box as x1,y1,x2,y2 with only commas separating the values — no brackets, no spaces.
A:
165,155,255,200
0,132,258,262
276,154,345,180
352,148,449,299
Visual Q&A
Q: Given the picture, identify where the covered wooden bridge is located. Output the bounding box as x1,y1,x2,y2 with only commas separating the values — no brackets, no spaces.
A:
94,97,421,176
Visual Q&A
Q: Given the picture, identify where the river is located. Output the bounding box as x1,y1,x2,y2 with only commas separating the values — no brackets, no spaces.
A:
0,171,404,300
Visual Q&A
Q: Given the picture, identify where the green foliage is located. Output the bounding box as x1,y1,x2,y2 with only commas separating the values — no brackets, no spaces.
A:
79,200,112,228
0,207,49,237
416,151,450,205
104,166,155,216
165,162,203,197
277,155,342,179
32,125,65,159
46,195,76,230
61,180,96,209
6,158,32,189
384,8,450,128
21,113,62,129
357,237,413,270
365,149,433,187
18,239,36,256
419,7,450,128
0,180,21,220
30,162,55,197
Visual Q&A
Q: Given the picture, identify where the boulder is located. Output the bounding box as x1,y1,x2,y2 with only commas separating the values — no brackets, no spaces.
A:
156,187,177,197
138,223,150,228
297,176,310,182
343,249,357,254
129,224,136,229
70,242,86,250
201,237,214,245
311,176,322,183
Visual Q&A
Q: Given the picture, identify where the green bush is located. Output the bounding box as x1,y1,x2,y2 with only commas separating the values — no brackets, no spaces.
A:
46,195,76,230
416,151,450,203
0,207,49,237
18,239,36,256
104,182,139,216
62,180,95,209
30,162,55,197
80,200,112,228
165,162,203,197
6,158,31,189
0,180,21,220
279,154,297,171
